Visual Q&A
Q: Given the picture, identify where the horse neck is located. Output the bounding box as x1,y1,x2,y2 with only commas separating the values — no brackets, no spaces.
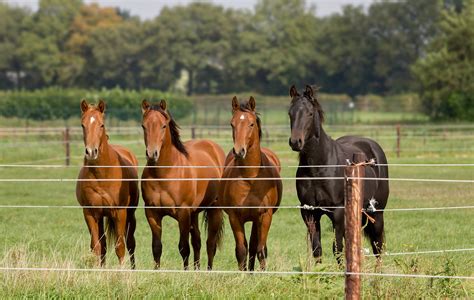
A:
149,129,186,176
236,130,261,178
301,125,337,166
85,131,117,176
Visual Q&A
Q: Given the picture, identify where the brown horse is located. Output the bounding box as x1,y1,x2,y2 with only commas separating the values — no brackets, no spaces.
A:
219,96,282,271
141,99,225,270
76,99,139,268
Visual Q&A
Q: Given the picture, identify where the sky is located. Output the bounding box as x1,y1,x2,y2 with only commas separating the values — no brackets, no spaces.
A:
4,0,375,19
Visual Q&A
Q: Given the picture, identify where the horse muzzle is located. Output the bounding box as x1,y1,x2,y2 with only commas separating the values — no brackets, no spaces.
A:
84,147,99,161
289,137,304,152
146,148,160,162
233,146,247,159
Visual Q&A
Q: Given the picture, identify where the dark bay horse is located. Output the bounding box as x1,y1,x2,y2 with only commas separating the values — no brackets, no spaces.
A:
288,85,389,263
219,96,282,271
141,99,225,270
76,99,139,268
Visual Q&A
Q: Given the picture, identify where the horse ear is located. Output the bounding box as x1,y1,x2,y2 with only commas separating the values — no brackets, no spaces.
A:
248,96,256,111
232,96,239,111
98,99,106,113
80,99,89,114
304,85,314,98
141,99,151,114
289,85,299,98
159,99,167,111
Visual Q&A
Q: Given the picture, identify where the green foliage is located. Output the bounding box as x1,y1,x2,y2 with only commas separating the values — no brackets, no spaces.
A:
413,0,474,120
0,88,193,121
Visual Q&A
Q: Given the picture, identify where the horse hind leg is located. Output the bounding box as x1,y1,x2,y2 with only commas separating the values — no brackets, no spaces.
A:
98,217,107,266
248,221,259,271
126,210,137,269
205,208,223,270
190,213,201,270
364,212,385,269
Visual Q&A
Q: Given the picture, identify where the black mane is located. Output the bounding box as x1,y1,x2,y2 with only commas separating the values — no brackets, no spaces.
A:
149,105,188,157
237,101,262,139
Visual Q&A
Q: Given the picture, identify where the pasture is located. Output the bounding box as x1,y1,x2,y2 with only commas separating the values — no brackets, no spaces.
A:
0,121,473,297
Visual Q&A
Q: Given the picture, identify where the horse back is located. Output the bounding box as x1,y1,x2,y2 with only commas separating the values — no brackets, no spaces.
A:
186,139,226,171
111,144,139,168
261,147,281,173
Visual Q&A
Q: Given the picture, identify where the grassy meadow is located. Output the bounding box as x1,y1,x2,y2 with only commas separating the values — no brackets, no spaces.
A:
0,118,473,297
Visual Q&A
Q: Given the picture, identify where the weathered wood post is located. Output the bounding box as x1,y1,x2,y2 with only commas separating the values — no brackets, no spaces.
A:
344,153,366,300
191,126,196,140
63,127,70,166
396,124,401,158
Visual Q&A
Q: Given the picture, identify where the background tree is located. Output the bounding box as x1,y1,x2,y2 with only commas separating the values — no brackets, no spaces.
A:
0,4,30,89
413,0,474,120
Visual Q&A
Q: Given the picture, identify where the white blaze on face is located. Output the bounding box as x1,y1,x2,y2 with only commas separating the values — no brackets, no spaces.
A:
239,114,245,120
90,116,96,124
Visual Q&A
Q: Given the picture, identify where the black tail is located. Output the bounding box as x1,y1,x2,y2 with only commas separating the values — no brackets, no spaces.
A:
202,209,225,249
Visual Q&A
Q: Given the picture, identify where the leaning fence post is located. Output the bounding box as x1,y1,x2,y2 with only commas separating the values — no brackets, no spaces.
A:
63,127,70,166
396,124,401,158
344,153,366,300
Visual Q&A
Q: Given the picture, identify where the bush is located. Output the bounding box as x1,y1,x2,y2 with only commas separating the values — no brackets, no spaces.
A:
0,88,193,121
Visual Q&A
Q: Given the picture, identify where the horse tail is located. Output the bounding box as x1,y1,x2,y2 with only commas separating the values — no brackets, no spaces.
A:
105,217,117,250
202,209,225,249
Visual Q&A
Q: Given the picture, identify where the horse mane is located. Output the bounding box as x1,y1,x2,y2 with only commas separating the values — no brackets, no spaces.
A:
292,85,325,123
237,101,262,139
149,105,189,157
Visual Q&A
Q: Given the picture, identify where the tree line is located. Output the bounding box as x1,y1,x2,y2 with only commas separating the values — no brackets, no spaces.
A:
0,0,472,120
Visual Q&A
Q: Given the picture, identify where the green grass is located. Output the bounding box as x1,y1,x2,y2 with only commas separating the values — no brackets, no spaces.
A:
0,124,473,298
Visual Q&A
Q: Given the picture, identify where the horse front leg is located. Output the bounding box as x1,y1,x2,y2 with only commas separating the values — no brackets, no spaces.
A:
256,211,273,271
331,208,345,265
177,209,191,270
229,213,248,271
113,209,128,266
83,210,102,266
301,209,322,263
190,213,201,270
145,208,163,269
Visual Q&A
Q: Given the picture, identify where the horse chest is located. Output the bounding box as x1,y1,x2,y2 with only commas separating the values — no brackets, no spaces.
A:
81,185,116,206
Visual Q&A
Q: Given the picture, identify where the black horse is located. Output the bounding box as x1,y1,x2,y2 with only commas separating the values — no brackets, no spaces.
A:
288,84,389,263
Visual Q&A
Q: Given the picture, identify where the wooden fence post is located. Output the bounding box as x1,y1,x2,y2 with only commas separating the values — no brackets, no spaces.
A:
191,126,196,140
64,127,70,166
396,124,401,158
344,153,366,300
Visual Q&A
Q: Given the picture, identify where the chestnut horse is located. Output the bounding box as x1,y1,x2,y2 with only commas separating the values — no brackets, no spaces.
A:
76,99,139,268
141,99,225,270
219,96,282,271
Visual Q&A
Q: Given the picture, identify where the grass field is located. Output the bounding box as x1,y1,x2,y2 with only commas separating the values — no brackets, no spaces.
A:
0,122,473,298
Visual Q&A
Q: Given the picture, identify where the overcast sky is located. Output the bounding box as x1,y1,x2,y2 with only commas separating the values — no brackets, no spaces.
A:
4,0,375,19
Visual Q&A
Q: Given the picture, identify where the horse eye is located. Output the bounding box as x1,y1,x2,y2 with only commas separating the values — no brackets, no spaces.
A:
101,124,104,128
250,123,254,127
162,124,167,129
141,125,145,130
81,124,85,129
309,113,314,117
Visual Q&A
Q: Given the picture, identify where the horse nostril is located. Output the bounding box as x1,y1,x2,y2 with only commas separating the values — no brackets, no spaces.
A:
153,150,158,158
94,148,98,156
298,138,302,146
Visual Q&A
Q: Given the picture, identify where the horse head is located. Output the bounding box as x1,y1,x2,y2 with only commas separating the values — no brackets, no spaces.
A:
80,99,107,162
141,99,170,163
230,96,261,159
288,85,324,151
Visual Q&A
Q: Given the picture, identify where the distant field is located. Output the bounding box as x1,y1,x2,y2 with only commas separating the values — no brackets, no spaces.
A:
0,123,473,297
